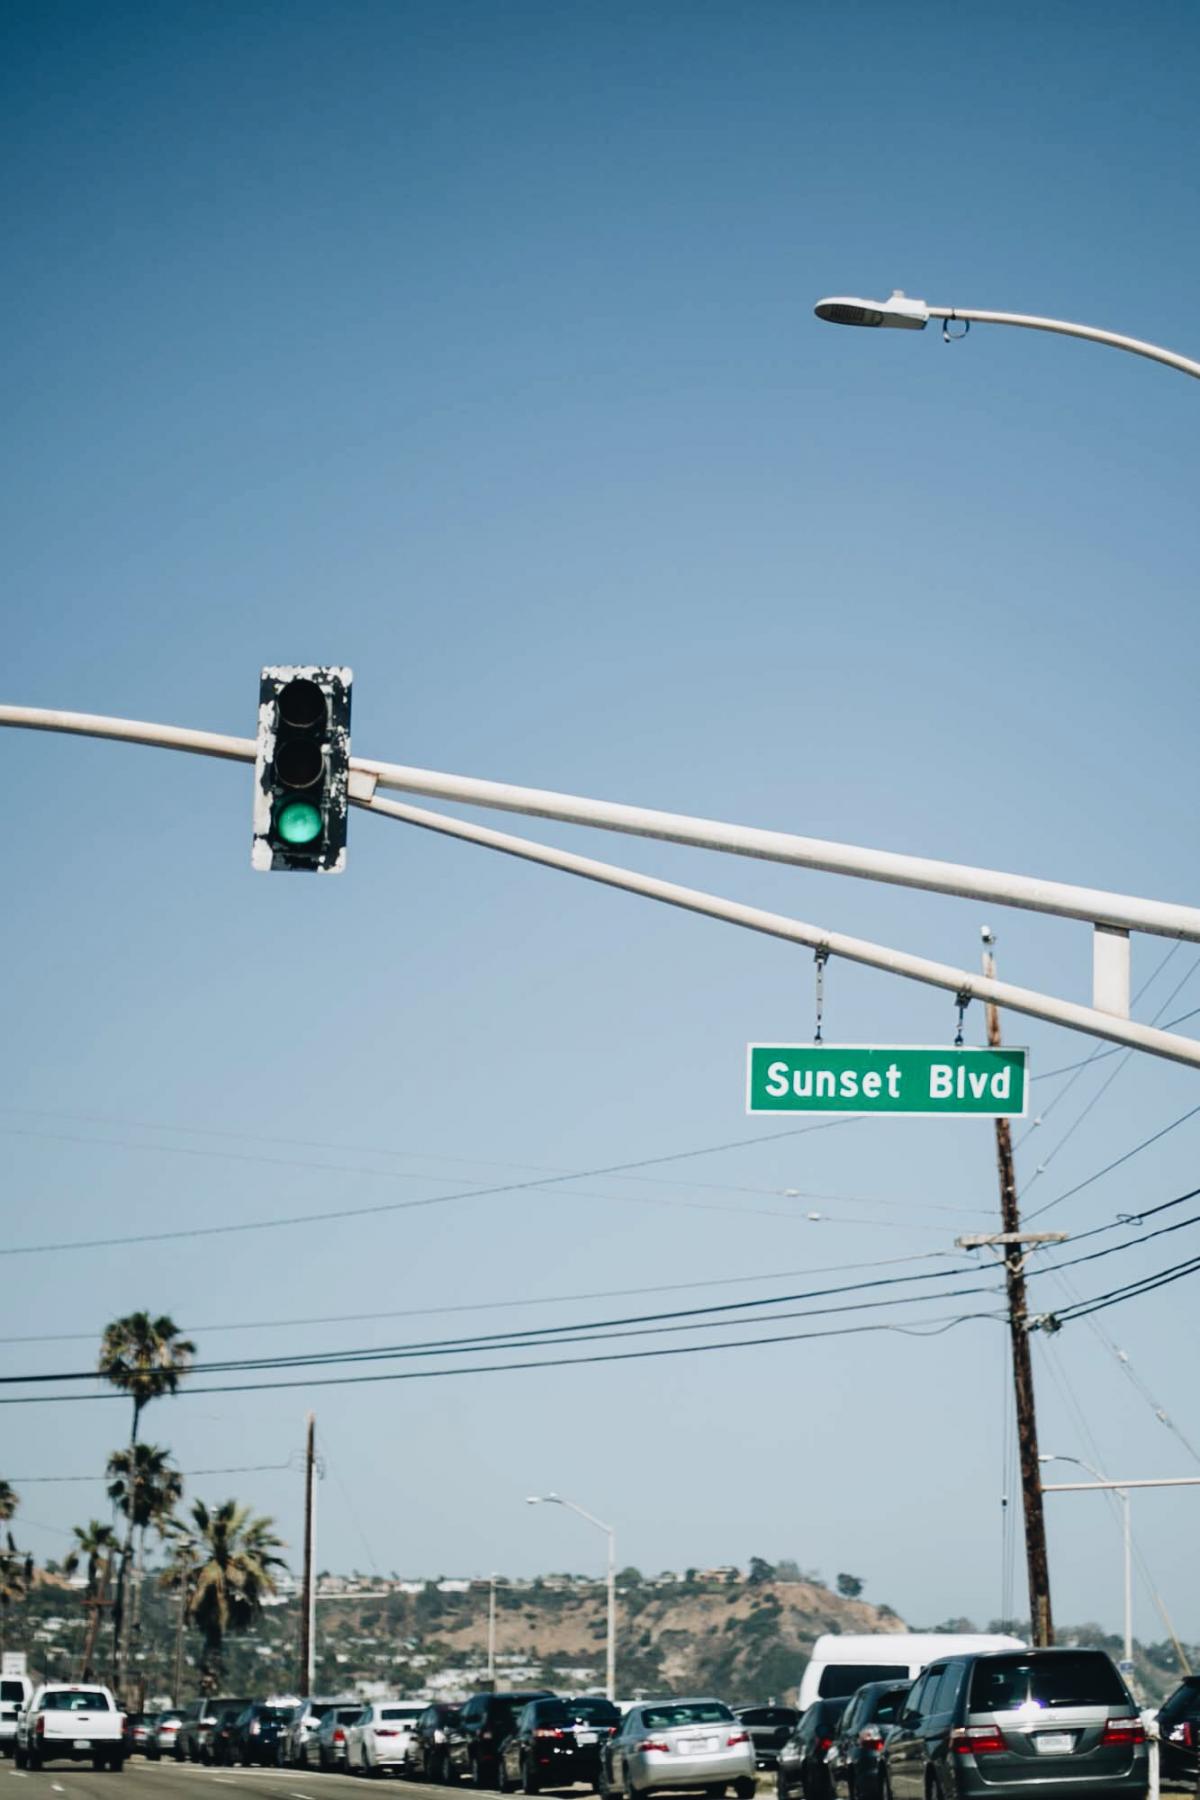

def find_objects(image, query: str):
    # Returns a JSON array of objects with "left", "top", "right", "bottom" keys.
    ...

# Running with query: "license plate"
[
  {"left": 679, "top": 1736, "right": 718, "bottom": 1754},
  {"left": 576, "top": 1733, "right": 597, "bottom": 1746},
  {"left": 74, "top": 1739, "right": 92, "bottom": 1750},
  {"left": 1035, "top": 1734, "right": 1075, "bottom": 1756}
]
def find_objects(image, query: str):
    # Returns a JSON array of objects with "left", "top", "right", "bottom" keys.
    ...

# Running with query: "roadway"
[{"left": 2, "top": 1765, "right": 480, "bottom": 1800}]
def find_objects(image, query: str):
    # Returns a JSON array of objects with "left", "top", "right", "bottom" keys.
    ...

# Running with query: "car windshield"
[
  {"left": 564, "top": 1700, "right": 621, "bottom": 1725},
  {"left": 382, "top": 1709, "right": 422, "bottom": 1722},
  {"left": 42, "top": 1691, "right": 112, "bottom": 1712},
  {"left": 818, "top": 1665, "right": 910, "bottom": 1699},
  {"left": 336, "top": 1708, "right": 362, "bottom": 1724},
  {"left": 1, "top": 1683, "right": 25, "bottom": 1703},
  {"left": 642, "top": 1703, "right": 733, "bottom": 1728},
  {"left": 256, "top": 1709, "right": 290, "bottom": 1724},
  {"left": 970, "top": 1654, "right": 1128, "bottom": 1712}
]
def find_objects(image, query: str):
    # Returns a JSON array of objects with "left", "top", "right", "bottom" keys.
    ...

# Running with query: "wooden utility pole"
[
  {"left": 983, "top": 943, "right": 1055, "bottom": 1648},
  {"left": 298, "top": 1413, "right": 316, "bottom": 1697}
]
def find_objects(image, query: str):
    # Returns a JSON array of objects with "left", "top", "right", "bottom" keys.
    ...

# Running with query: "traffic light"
[{"left": 252, "top": 665, "right": 352, "bottom": 873}]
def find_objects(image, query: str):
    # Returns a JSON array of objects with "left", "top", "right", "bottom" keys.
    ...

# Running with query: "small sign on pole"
[{"left": 746, "top": 1044, "right": 1028, "bottom": 1117}]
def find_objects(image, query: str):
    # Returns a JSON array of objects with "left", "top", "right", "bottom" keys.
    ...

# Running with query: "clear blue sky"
[{"left": 3, "top": 0, "right": 1200, "bottom": 1647}]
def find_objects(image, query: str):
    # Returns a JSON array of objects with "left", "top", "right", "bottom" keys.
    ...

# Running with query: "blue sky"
[{"left": 3, "top": 0, "right": 1200, "bottom": 1648}]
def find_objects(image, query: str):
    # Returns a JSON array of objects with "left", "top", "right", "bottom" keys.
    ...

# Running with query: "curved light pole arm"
[{"left": 926, "top": 308, "right": 1200, "bottom": 381}]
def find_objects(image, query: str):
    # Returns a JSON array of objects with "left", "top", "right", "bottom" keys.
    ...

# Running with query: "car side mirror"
[{"left": 901, "top": 1712, "right": 919, "bottom": 1729}]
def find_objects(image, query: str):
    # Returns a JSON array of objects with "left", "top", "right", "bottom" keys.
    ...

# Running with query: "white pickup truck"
[{"left": 16, "top": 1683, "right": 126, "bottom": 1771}]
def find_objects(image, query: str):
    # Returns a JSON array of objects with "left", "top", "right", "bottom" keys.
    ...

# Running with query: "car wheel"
[
  {"left": 27, "top": 1749, "right": 41, "bottom": 1773},
  {"left": 443, "top": 1755, "right": 458, "bottom": 1787},
  {"left": 777, "top": 1769, "right": 791, "bottom": 1800},
  {"left": 520, "top": 1758, "right": 538, "bottom": 1796},
  {"left": 735, "top": 1783, "right": 756, "bottom": 1800},
  {"left": 623, "top": 1765, "right": 644, "bottom": 1800}
]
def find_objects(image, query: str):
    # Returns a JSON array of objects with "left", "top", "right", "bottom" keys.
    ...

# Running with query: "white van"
[
  {"left": 796, "top": 1632, "right": 1025, "bottom": 1711},
  {"left": 1, "top": 1673, "right": 33, "bottom": 1757}
]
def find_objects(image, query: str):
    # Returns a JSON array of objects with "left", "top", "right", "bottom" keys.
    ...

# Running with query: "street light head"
[
  {"left": 814, "top": 290, "right": 930, "bottom": 331},
  {"left": 525, "top": 1496, "right": 542, "bottom": 1506}
]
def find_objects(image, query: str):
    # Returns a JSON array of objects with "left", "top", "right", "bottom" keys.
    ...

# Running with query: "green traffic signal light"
[{"left": 275, "top": 798, "right": 323, "bottom": 845}]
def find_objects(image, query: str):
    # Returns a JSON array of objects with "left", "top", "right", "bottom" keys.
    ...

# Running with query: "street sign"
[{"left": 746, "top": 1044, "right": 1028, "bottom": 1117}]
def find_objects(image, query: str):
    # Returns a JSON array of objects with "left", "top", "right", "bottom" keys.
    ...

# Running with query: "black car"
[
  {"left": 827, "top": 1684, "right": 910, "bottom": 1800},
  {"left": 778, "top": 1700, "right": 849, "bottom": 1800},
  {"left": 449, "top": 1691, "right": 556, "bottom": 1788},
  {"left": 879, "top": 1647, "right": 1146, "bottom": 1800},
  {"left": 221, "top": 1702, "right": 295, "bottom": 1767},
  {"left": 735, "top": 1708, "right": 800, "bottom": 1771},
  {"left": 206, "top": 1699, "right": 257, "bottom": 1766},
  {"left": 411, "top": 1704, "right": 463, "bottom": 1784},
  {"left": 1157, "top": 1676, "right": 1200, "bottom": 1793},
  {"left": 499, "top": 1697, "right": 623, "bottom": 1793}
]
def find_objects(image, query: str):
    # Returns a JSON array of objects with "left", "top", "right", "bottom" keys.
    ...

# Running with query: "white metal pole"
[
  {"left": 5, "top": 702, "right": 1200, "bottom": 945},
  {"left": 1122, "top": 1491, "right": 1133, "bottom": 1670},
  {"left": 606, "top": 1527, "right": 616, "bottom": 1703},
  {"left": 487, "top": 1574, "right": 496, "bottom": 1683},
  {"left": 362, "top": 791, "right": 1200, "bottom": 1070},
  {"left": 922, "top": 307, "right": 1200, "bottom": 381}
]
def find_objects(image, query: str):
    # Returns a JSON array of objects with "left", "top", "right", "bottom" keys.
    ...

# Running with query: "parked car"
[
  {"left": 499, "top": 1696, "right": 623, "bottom": 1793},
  {"left": 174, "top": 1698, "right": 219, "bottom": 1762},
  {"left": 316, "top": 1702, "right": 369, "bottom": 1771},
  {"left": 449, "top": 1692, "right": 556, "bottom": 1788},
  {"left": 778, "top": 1699, "right": 850, "bottom": 1800},
  {"left": 221, "top": 1701, "right": 296, "bottom": 1766},
  {"left": 206, "top": 1698, "right": 256, "bottom": 1766},
  {"left": 1, "top": 1672, "right": 33, "bottom": 1759},
  {"left": 127, "top": 1712, "right": 156, "bottom": 1756},
  {"left": 734, "top": 1707, "right": 800, "bottom": 1771},
  {"left": 827, "top": 1683, "right": 910, "bottom": 1800},
  {"left": 1158, "top": 1675, "right": 1200, "bottom": 1793},
  {"left": 346, "top": 1700, "right": 425, "bottom": 1777},
  {"left": 15, "top": 1683, "right": 126, "bottom": 1772},
  {"left": 411, "top": 1703, "right": 463, "bottom": 1783},
  {"left": 286, "top": 1698, "right": 345, "bottom": 1768},
  {"left": 880, "top": 1647, "right": 1146, "bottom": 1800},
  {"left": 149, "top": 1710, "right": 183, "bottom": 1760},
  {"left": 598, "top": 1697, "right": 757, "bottom": 1800}
]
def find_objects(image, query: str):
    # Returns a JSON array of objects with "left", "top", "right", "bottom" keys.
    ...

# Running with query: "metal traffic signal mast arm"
[{"left": 4, "top": 701, "right": 1200, "bottom": 1069}]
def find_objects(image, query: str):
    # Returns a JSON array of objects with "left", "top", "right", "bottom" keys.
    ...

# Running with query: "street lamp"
[
  {"left": 527, "top": 1493, "right": 616, "bottom": 1701},
  {"left": 813, "top": 290, "right": 1200, "bottom": 380},
  {"left": 1039, "top": 1454, "right": 1132, "bottom": 1670}
]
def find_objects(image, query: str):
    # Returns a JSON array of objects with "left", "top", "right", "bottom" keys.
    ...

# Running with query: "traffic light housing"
[{"left": 252, "top": 665, "right": 352, "bottom": 873}]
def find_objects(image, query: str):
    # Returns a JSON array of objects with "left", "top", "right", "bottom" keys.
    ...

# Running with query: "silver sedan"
[{"left": 600, "top": 1699, "right": 757, "bottom": 1800}]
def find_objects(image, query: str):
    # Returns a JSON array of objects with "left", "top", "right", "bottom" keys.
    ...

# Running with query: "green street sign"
[{"left": 746, "top": 1044, "right": 1028, "bottom": 1117}]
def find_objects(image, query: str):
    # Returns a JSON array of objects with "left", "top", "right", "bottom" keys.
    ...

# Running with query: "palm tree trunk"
[
  {"left": 80, "top": 1553, "right": 111, "bottom": 1681},
  {"left": 112, "top": 1398, "right": 142, "bottom": 1695}
]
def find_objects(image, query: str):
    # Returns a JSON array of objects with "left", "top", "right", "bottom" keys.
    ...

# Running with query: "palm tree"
[
  {"left": 185, "top": 1499, "right": 286, "bottom": 1692},
  {"left": 0, "top": 1482, "right": 17, "bottom": 1526},
  {"left": 64, "top": 1522, "right": 118, "bottom": 1679},
  {"left": 106, "top": 1444, "right": 183, "bottom": 1658},
  {"left": 97, "top": 1312, "right": 195, "bottom": 1691}
]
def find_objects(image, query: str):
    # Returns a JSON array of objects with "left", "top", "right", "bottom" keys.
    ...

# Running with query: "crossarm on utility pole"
[{"left": 356, "top": 791, "right": 1200, "bottom": 1071}]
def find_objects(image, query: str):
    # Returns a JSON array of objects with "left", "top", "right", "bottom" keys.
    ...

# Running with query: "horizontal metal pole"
[
  {"left": 358, "top": 792, "right": 1200, "bottom": 1071},
  {"left": 7, "top": 704, "right": 1200, "bottom": 944},
  {"left": 1042, "top": 1478, "right": 1200, "bottom": 1492},
  {"left": 926, "top": 307, "right": 1200, "bottom": 381}
]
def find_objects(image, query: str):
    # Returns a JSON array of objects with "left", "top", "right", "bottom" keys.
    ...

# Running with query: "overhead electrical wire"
[{"left": 1027, "top": 1103, "right": 1200, "bottom": 1220}]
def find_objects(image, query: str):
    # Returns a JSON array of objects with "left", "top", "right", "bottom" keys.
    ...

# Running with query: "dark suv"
[
  {"left": 449, "top": 1691, "right": 555, "bottom": 1788},
  {"left": 499, "top": 1697, "right": 622, "bottom": 1793},
  {"left": 221, "top": 1702, "right": 295, "bottom": 1767},
  {"left": 411, "top": 1704, "right": 463, "bottom": 1784},
  {"left": 1157, "top": 1676, "right": 1200, "bottom": 1793},
  {"left": 880, "top": 1648, "right": 1146, "bottom": 1800},
  {"left": 779, "top": 1699, "right": 849, "bottom": 1800},
  {"left": 828, "top": 1683, "right": 910, "bottom": 1800}
]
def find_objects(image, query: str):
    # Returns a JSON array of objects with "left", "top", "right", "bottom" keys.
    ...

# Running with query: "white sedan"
[{"left": 346, "top": 1703, "right": 424, "bottom": 1777}]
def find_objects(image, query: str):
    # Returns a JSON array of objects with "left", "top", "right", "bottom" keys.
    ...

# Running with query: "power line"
[
  {"left": 5, "top": 1462, "right": 294, "bottom": 1484},
  {"left": 1045, "top": 1249, "right": 1200, "bottom": 1325},
  {"left": 0, "top": 1246, "right": 961, "bottom": 1346},
  {"left": 1026, "top": 1103, "right": 1200, "bottom": 1220},
  {"left": 0, "top": 1310, "right": 1000, "bottom": 1405},
  {"left": 0, "top": 1262, "right": 995, "bottom": 1386},
  {"left": 0, "top": 1116, "right": 868, "bottom": 1258}
]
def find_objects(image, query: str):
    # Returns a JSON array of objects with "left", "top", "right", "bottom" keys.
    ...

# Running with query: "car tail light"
[
  {"left": 334, "top": 1729, "right": 345, "bottom": 1743},
  {"left": 727, "top": 1732, "right": 750, "bottom": 1748},
  {"left": 1169, "top": 1723, "right": 1195, "bottom": 1749},
  {"left": 818, "top": 1738, "right": 833, "bottom": 1753},
  {"left": 1101, "top": 1721, "right": 1145, "bottom": 1747},
  {"left": 951, "top": 1728, "right": 1006, "bottom": 1756},
  {"left": 163, "top": 1723, "right": 180, "bottom": 1734},
  {"left": 859, "top": 1728, "right": 885, "bottom": 1749},
  {"left": 481, "top": 1730, "right": 493, "bottom": 1741},
  {"left": 35, "top": 1717, "right": 45, "bottom": 1737},
  {"left": 376, "top": 1730, "right": 399, "bottom": 1738},
  {"left": 534, "top": 1729, "right": 564, "bottom": 1740},
  {"left": 636, "top": 1740, "right": 670, "bottom": 1754}
]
